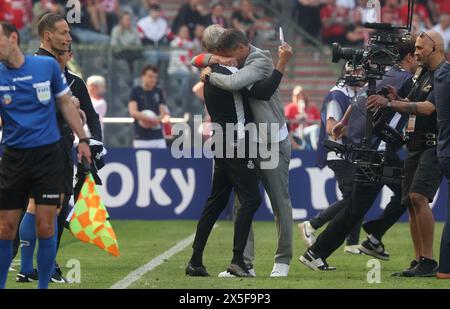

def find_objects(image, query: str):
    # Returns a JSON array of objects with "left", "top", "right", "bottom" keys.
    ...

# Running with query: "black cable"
[{"left": 408, "top": 0, "right": 415, "bottom": 31}]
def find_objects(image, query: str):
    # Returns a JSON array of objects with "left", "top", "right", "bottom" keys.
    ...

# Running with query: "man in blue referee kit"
[
  {"left": 14, "top": 13, "right": 104, "bottom": 284},
  {"left": 0, "top": 21, "right": 91, "bottom": 289}
]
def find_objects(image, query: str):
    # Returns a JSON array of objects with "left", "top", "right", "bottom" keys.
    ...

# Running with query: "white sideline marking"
[{"left": 110, "top": 224, "right": 218, "bottom": 289}]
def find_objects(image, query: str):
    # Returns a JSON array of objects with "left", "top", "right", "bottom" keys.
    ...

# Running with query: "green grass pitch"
[{"left": 4, "top": 221, "right": 449, "bottom": 289}]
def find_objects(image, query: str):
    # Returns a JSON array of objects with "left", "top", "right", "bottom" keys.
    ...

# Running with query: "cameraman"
[
  {"left": 299, "top": 40, "right": 417, "bottom": 271},
  {"left": 367, "top": 30, "right": 446, "bottom": 277},
  {"left": 334, "top": 40, "right": 419, "bottom": 260},
  {"left": 299, "top": 65, "right": 363, "bottom": 254}
]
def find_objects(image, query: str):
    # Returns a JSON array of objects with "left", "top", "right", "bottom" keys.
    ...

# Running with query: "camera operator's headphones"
[
  {"left": 420, "top": 32, "right": 436, "bottom": 57},
  {"left": 429, "top": 44, "right": 436, "bottom": 56}
]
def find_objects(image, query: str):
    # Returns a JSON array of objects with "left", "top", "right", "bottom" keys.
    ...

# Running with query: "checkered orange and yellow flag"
[{"left": 69, "top": 173, "right": 120, "bottom": 257}]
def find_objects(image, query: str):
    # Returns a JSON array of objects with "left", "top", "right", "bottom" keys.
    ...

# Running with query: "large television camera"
[
  {"left": 325, "top": 0, "right": 415, "bottom": 184},
  {"left": 333, "top": 23, "right": 412, "bottom": 83},
  {"left": 324, "top": 91, "right": 407, "bottom": 184},
  {"left": 324, "top": 139, "right": 404, "bottom": 184}
]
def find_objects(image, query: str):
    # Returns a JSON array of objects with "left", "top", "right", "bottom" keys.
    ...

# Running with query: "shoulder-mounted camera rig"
[{"left": 325, "top": 0, "right": 416, "bottom": 184}]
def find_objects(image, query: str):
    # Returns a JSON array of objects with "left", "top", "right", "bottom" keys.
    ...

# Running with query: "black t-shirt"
[
  {"left": 344, "top": 24, "right": 365, "bottom": 47},
  {"left": 71, "top": 5, "right": 96, "bottom": 32},
  {"left": 171, "top": 4, "right": 206, "bottom": 38},
  {"left": 398, "top": 77, "right": 414, "bottom": 99},
  {"left": 406, "top": 68, "right": 437, "bottom": 150},
  {"left": 428, "top": 62, "right": 450, "bottom": 157},
  {"left": 64, "top": 69, "right": 103, "bottom": 141},
  {"left": 231, "top": 11, "right": 256, "bottom": 27},
  {"left": 129, "top": 86, "right": 165, "bottom": 141},
  {"left": 204, "top": 64, "right": 253, "bottom": 148}
]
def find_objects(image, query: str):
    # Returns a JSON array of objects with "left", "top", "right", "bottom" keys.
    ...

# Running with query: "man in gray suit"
[{"left": 200, "top": 29, "right": 293, "bottom": 277}]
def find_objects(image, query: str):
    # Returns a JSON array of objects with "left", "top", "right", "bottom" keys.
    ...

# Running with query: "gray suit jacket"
[{"left": 209, "top": 45, "right": 287, "bottom": 144}]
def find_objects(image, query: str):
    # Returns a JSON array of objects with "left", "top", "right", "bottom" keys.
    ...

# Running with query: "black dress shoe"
[
  {"left": 185, "top": 262, "right": 210, "bottom": 277},
  {"left": 227, "top": 263, "right": 251, "bottom": 277}
]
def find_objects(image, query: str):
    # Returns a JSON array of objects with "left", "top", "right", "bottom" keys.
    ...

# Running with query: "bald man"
[
  {"left": 367, "top": 30, "right": 447, "bottom": 277},
  {"left": 424, "top": 32, "right": 450, "bottom": 279}
]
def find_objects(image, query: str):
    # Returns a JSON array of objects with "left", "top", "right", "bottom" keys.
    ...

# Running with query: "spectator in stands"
[
  {"left": 103, "top": 0, "right": 121, "bottom": 32},
  {"left": 31, "top": 0, "right": 65, "bottom": 39},
  {"left": 231, "top": 0, "right": 275, "bottom": 44},
  {"left": 168, "top": 25, "right": 197, "bottom": 115},
  {"left": 145, "top": 0, "right": 160, "bottom": 6},
  {"left": 320, "top": 0, "right": 349, "bottom": 45},
  {"left": 192, "top": 24, "right": 206, "bottom": 53},
  {"left": 168, "top": 25, "right": 196, "bottom": 75},
  {"left": 70, "top": 0, "right": 110, "bottom": 44},
  {"left": 133, "top": 0, "right": 163, "bottom": 19},
  {"left": 172, "top": 0, "right": 207, "bottom": 39},
  {"left": 137, "top": 3, "right": 168, "bottom": 46},
  {"left": 411, "top": 10, "right": 433, "bottom": 37},
  {"left": 204, "top": 1, "right": 229, "bottom": 28},
  {"left": 85, "top": 0, "right": 120, "bottom": 34},
  {"left": 345, "top": 8, "right": 367, "bottom": 47},
  {"left": 413, "top": 0, "right": 434, "bottom": 22},
  {"left": 381, "top": 0, "right": 402, "bottom": 25},
  {"left": 337, "top": 0, "right": 355, "bottom": 9},
  {"left": 136, "top": 4, "right": 170, "bottom": 67},
  {"left": 110, "top": 12, "right": 141, "bottom": 46},
  {"left": 110, "top": 11, "right": 143, "bottom": 77},
  {"left": 231, "top": 0, "right": 258, "bottom": 42},
  {"left": 432, "top": 0, "right": 450, "bottom": 20},
  {"left": 87, "top": 75, "right": 108, "bottom": 124},
  {"left": 285, "top": 86, "right": 320, "bottom": 150},
  {"left": 0, "top": 0, "right": 33, "bottom": 42},
  {"left": 399, "top": 0, "right": 433, "bottom": 29},
  {"left": 293, "top": 0, "right": 322, "bottom": 40},
  {"left": 85, "top": 0, "right": 108, "bottom": 34},
  {"left": 128, "top": 65, "right": 170, "bottom": 149},
  {"left": 433, "top": 13, "right": 450, "bottom": 51},
  {"left": 355, "top": 0, "right": 372, "bottom": 24}
]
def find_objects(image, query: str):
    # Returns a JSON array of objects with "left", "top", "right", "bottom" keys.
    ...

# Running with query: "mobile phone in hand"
[{"left": 279, "top": 27, "right": 284, "bottom": 45}]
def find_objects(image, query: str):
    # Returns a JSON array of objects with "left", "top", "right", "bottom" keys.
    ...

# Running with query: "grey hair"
[
  {"left": 86, "top": 75, "right": 106, "bottom": 87},
  {"left": 202, "top": 24, "right": 226, "bottom": 52}
]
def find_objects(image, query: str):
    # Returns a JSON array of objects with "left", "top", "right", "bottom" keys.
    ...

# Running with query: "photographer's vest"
[
  {"left": 316, "top": 87, "right": 353, "bottom": 168},
  {"left": 347, "top": 67, "right": 412, "bottom": 147}
]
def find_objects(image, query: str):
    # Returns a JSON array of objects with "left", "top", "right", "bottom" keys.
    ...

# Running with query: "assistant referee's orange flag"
[{"left": 69, "top": 173, "right": 120, "bottom": 257}]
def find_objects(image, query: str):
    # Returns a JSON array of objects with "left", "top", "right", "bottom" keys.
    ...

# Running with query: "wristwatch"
[
  {"left": 79, "top": 137, "right": 90, "bottom": 145},
  {"left": 386, "top": 99, "right": 392, "bottom": 108}
]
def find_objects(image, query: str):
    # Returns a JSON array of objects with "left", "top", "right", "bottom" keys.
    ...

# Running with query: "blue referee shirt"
[{"left": 0, "top": 55, "right": 70, "bottom": 148}]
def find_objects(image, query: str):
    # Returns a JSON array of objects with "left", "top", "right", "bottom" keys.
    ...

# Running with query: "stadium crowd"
[
  {"left": 0, "top": 0, "right": 275, "bottom": 47},
  {"left": 2, "top": 0, "right": 448, "bottom": 50},
  {"left": 294, "top": 0, "right": 450, "bottom": 49},
  {"left": 0, "top": 0, "right": 281, "bottom": 147},
  {"left": 2, "top": 0, "right": 449, "bottom": 150}
]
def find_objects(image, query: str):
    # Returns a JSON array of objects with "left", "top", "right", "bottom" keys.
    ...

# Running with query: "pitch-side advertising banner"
[{"left": 99, "top": 149, "right": 447, "bottom": 221}]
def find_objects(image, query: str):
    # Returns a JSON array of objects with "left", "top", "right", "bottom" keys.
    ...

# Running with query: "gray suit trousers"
[{"left": 234, "top": 138, "right": 293, "bottom": 265}]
